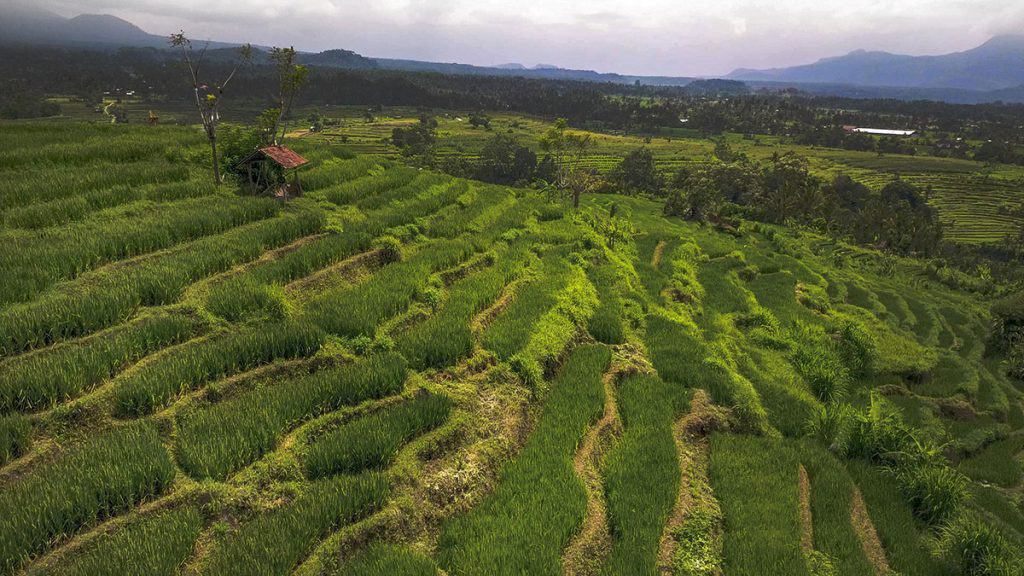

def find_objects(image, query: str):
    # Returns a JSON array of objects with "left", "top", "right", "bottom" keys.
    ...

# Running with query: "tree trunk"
[
  {"left": 210, "top": 135, "right": 221, "bottom": 184},
  {"left": 573, "top": 190, "right": 580, "bottom": 209}
]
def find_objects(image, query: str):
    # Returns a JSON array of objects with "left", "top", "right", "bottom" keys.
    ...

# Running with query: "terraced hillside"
[
  {"left": 0, "top": 122, "right": 1022, "bottom": 575},
  {"left": 312, "top": 108, "right": 1024, "bottom": 246}
]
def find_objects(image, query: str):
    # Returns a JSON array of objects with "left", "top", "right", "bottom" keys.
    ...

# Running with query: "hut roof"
[
  {"left": 239, "top": 146, "right": 309, "bottom": 170},
  {"left": 260, "top": 146, "right": 309, "bottom": 169}
]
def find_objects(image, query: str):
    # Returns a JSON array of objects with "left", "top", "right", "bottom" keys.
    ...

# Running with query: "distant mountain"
[
  {"left": 372, "top": 57, "right": 697, "bottom": 86},
  {"left": 301, "top": 49, "right": 378, "bottom": 69},
  {"left": 729, "top": 35, "right": 1024, "bottom": 91},
  {"left": 0, "top": 3, "right": 245, "bottom": 49},
  {"left": 0, "top": 3, "right": 168, "bottom": 47}
]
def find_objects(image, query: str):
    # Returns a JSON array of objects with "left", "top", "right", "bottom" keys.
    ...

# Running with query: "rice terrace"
[{"left": 2, "top": 2, "right": 1024, "bottom": 576}]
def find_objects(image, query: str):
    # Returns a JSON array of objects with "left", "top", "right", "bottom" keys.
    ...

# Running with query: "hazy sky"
[{"left": 39, "top": 0, "right": 1024, "bottom": 76}]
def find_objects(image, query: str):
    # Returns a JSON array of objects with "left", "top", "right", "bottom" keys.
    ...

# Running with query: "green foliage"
[
  {"left": 957, "top": 434, "right": 1024, "bottom": 487},
  {"left": 586, "top": 265, "right": 627, "bottom": 345},
  {"left": 397, "top": 249, "right": 522, "bottom": 369},
  {"left": 305, "top": 391, "right": 451, "bottom": 478},
  {"left": 609, "top": 147, "right": 663, "bottom": 196},
  {"left": 515, "top": 264, "right": 599, "bottom": 377},
  {"left": 937, "top": 512, "right": 1022, "bottom": 576},
  {"left": 845, "top": 461, "right": 955, "bottom": 576},
  {"left": 603, "top": 374, "right": 681, "bottom": 575},
  {"left": 342, "top": 543, "right": 438, "bottom": 576},
  {"left": 44, "top": 507, "right": 202, "bottom": 576},
  {"left": 112, "top": 321, "right": 324, "bottom": 417},
  {"left": 203, "top": 474, "right": 389, "bottom": 576},
  {"left": 708, "top": 434, "right": 808, "bottom": 576},
  {"left": 895, "top": 463, "right": 970, "bottom": 526},
  {"left": 437, "top": 345, "right": 610, "bottom": 575},
  {"left": 0, "top": 413, "right": 31, "bottom": 466},
  {"left": 0, "top": 312, "right": 201, "bottom": 412},
  {"left": 0, "top": 196, "right": 280, "bottom": 305},
  {"left": 800, "top": 444, "right": 876, "bottom": 576},
  {"left": 205, "top": 276, "right": 285, "bottom": 322},
  {"left": 482, "top": 253, "right": 569, "bottom": 359},
  {"left": 0, "top": 208, "right": 323, "bottom": 355},
  {"left": 176, "top": 353, "right": 407, "bottom": 480},
  {"left": 0, "top": 422, "right": 175, "bottom": 574},
  {"left": 671, "top": 506, "right": 724, "bottom": 576},
  {"left": 308, "top": 240, "right": 474, "bottom": 337}
]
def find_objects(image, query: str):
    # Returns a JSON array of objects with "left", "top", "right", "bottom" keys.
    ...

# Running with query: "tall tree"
[
  {"left": 261, "top": 47, "right": 309, "bottom": 146},
  {"left": 539, "top": 118, "right": 596, "bottom": 209},
  {"left": 169, "top": 31, "right": 252, "bottom": 184},
  {"left": 609, "top": 147, "right": 663, "bottom": 196}
]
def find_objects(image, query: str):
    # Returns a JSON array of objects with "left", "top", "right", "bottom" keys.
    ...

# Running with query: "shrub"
[
  {"left": 372, "top": 235, "right": 404, "bottom": 263},
  {"left": 896, "top": 463, "right": 969, "bottom": 525},
  {"left": 937, "top": 512, "right": 1022, "bottom": 576}
]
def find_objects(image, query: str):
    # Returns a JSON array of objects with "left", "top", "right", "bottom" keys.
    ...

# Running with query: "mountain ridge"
[{"left": 729, "top": 34, "right": 1024, "bottom": 90}]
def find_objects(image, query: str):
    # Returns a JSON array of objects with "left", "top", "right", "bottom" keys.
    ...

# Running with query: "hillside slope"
[
  {"left": 730, "top": 34, "right": 1024, "bottom": 90},
  {"left": 0, "top": 123, "right": 1020, "bottom": 575}
]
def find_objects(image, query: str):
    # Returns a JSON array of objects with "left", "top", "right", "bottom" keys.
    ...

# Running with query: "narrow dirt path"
[
  {"left": 798, "top": 464, "right": 814, "bottom": 554},
  {"left": 850, "top": 485, "right": 892, "bottom": 575},
  {"left": 562, "top": 369, "right": 623, "bottom": 576},
  {"left": 651, "top": 240, "right": 667, "bottom": 267},
  {"left": 285, "top": 247, "right": 384, "bottom": 294},
  {"left": 656, "top": 388, "right": 723, "bottom": 573}
]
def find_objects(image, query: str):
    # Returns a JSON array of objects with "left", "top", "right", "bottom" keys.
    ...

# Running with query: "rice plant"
[
  {"left": 586, "top": 264, "right": 627, "bottom": 345},
  {"left": 0, "top": 422, "right": 175, "bottom": 574},
  {"left": 204, "top": 276, "right": 285, "bottom": 322},
  {"left": 0, "top": 208, "right": 323, "bottom": 355},
  {"left": 0, "top": 195, "right": 279, "bottom": 304},
  {"left": 937, "top": 512, "right": 1022, "bottom": 576},
  {"left": 341, "top": 543, "right": 438, "bottom": 576},
  {"left": 799, "top": 443, "right": 876, "bottom": 576},
  {"left": 0, "top": 413, "right": 30, "bottom": 466},
  {"left": 707, "top": 434, "right": 807, "bottom": 576},
  {"left": 0, "top": 161, "right": 191, "bottom": 211},
  {"left": 175, "top": 353, "right": 407, "bottom": 480},
  {"left": 845, "top": 461, "right": 956, "bottom": 576},
  {"left": 202, "top": 473, "right": 389, "bottom": 576},
  {"left": 0, "top": 312, "right": 201, "bottom": 412},
  {"left": 396, "top": 246, "right": 525, "bottom": 369},
  {"left": 481, "top": 254, "right": 569, "bottom": 360},
  {"left": 316, "top": 165, "right": 419, "bottom": 206},
  {"left": 1, "top": 178, "right": 218, "bottom": 230},
  {"left": 112, "top": 321, "right": 324, "bottom": 417},
  {"left": 602, "top": 373, "right": 682, "bottom": 575},
  {"left": 436, "top": 345, "right": 610, "bottom": 575},
  {"left": 42, "top": 506, "right": 202, "bottom": 576},
  {"left": 352, "top": 172, "right": 451, "bottom": 212},
  {"left": 307, "top": 239, "right": 475, "bottom": 337},
  {"left": 305, "top": 391, "right": 451, "bottom": 478}
]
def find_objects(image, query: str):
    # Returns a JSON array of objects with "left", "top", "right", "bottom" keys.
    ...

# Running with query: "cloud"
[{"left": 34, "top": 0, "right": 1024, "bottom": 76}]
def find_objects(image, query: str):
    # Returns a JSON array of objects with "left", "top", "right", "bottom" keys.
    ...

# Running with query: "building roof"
[
  {"left": 259, "top": 146, "right": 309, "bottom": 169},
  {"left": 845, "top": 127, "right": 917, "bottom": 137},
  {"left": 238, "top": 146, "right": 309, "bottom": 170}
]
